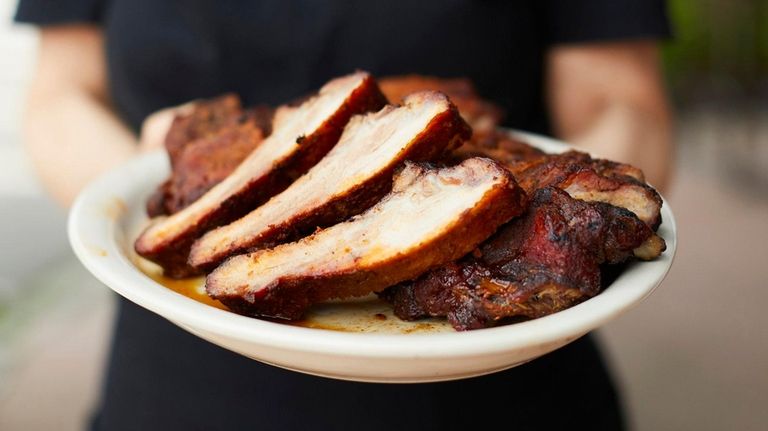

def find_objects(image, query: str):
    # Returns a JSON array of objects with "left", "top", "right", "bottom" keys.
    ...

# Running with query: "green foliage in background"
[{"left": 663, "top": 0, "right": 768, "bottom": 98}]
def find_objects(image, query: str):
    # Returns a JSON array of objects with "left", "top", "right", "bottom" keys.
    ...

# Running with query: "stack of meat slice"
[
  {"left": 136, "top": 72, "right": 387, "bottom": 277},
  {"left": 148, "top": 74, "right": 507, "bottom": 219},
  {"left": 135, "top": 71, "right": 667, "bottom": 329},
  {"left": 205, "top": 158, "right": 526, "bottom": 319},
  {"left": 189, "top": 91, "right": 471, "bottom": 271}
]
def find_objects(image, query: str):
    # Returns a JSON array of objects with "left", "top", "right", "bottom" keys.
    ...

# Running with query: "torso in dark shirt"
[{"left": 105, "top": 0, "right": 549, "bottom": 133}]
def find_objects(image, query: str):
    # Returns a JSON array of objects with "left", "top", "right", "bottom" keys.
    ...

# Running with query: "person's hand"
[{"left": 137, "top": 102, "right": 196, "bottom": 154}]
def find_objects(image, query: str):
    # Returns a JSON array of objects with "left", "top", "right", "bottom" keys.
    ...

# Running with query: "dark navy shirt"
[{"left": 16, "top": 2, "right": 669, "bottom": 430}]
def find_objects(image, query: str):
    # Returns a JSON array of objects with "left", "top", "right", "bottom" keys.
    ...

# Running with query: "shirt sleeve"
[
  {"left": 544, "top": 0, "right": 671, "bottom": 45},
  {"left": 14, "top": 0, "right": 106, "bottom": 25}
]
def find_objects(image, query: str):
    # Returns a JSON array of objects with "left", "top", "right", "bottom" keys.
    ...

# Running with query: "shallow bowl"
[{"left": 68, "top": 130, "right": 677, "bottom": 383}]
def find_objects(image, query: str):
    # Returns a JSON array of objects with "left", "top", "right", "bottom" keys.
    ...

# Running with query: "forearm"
[
  {"left": 547, "top": 41, "right": 673, "bottom": 191},
  {"left": 24, "top": 88, "right": 137, "bottom": 207},
  {"left": 20, "top": 25, "right": 140, "bottom": 207},
  {"left": 566, "top": 99, "right": 672, "bottom": 191}
]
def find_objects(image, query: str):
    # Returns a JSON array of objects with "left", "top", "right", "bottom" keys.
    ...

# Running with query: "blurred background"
[{"left": 0, "top": 0, "right": 766, "bottom": 429}]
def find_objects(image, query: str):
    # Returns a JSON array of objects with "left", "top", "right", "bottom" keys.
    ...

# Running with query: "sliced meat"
[
  {"left": 509, "top": 151, "right": 663, "bottom": 229},
  {"left": 149, "top": 118, "right": 267, "bottom": 217},
  {"left": 164, "top": 94, "right": 244, "bottom": 168},
  {"left": 146, "top": 94, "right": 247, "bottom": 217},
  {"left": 452, "top": 139, "right": 663, "bottom": 230},
  {"left": 587, "top": 157, "right": 645, "bottom": 183},
  {"left": 135, "top": 72, "right": 387, "bottom": 278},
  {"left": 189, "top": 91, "right": 472, "bottom": 270},
  {"left": 559, "top": 169, "right": 663, "bottom": 230},
  {"left": 379, "top": 75, "right": 504, "bottom": 135},
  {"left": 383, "top": 187, "right": 665, "bottom": 330},
  {"left": 206, "top": 158, "right": 528, "bottom": 320}
]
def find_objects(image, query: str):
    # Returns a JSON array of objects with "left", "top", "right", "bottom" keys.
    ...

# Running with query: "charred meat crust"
[
  {"left": 147, "top": 94, "right": 247, "bottom": 217},
  {"left": 156, "top": 121, "right": 265, "bottom": 216},
  {"left": 206, "top": 159, "right": 527, "bottom": 320},
  {"left": 148, "top": 105, "right": 277, "bottom": 218},
  {"left": 189, "top": 93, "right": 472, "bottom": 271},
  {"left": 135, "top": 74, "right": 388, "bottom": 278},
  {"left": 164, "top": 94, "right": 243, "bottom": 169}
]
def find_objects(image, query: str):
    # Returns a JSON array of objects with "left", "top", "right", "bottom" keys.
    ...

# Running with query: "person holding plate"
[{"left": 15, "top": 1, "right": 672, "bottom": 429}]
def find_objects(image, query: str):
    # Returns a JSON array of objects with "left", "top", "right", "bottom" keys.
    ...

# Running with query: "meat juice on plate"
[{"left": 133, "top": 253, "right": 451, "bottom": 333}]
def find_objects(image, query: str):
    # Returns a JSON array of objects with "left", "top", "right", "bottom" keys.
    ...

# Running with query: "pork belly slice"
[
  {"left": 383, "top": 187, "right": 665, "bottom": 330},
  {"left": 206, "top": 158, "right": 527, "bottom": 320},
  {"left": 189, "top": 91, "right": 471, "bottom": 271},
  {"left": 135, "top": 72, "right": 387, "bottom": 278}
]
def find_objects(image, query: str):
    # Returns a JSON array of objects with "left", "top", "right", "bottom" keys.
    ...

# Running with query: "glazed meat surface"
[
  {"left": 189, "top": 91, "right": 471, "bottom": 270},
  {"left": 383, "top": 187, "right": 665, "bottom": 330},
  {"left": 206, "top": 158, "right": 527, "bottom": 320},
  {"left": 135, "top": 72, "right": 387, "bottom": 277}
]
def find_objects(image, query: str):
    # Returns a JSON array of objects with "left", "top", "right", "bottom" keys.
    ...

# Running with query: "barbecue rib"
[
  {"left": 452, "top": 136, "right": 663, "bottom": 230},
  {"left": 493, "top": 146, "right": 665, "bottom": 257},
  {"left": 135, "top": 72, "right": 387, "bottom": 277},
  {"left": 206, "top": 158, "right": 527, "bottom": 320},
  {"left": 189, "top": 91, "right": 472, "bottom": 270},
  {"left": 508, "top": 151, "right": 663, "bottom": 229},
  {"left": 382, "top": 187, "right": 665, "bottom": 330}
]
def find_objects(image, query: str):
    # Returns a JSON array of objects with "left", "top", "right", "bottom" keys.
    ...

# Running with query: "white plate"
[{"left": 68, "top": 130, "right": 677, "bottom": 383}]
